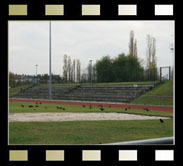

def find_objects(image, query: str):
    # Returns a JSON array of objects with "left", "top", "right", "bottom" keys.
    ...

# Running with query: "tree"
[
  {"left": 42, "top": 74, "right": 49, "bottom": 83},
  {"left": 63, "top": 54, "right": 68, "bottom": 83},
  {"left": 92, "top": 64, "right": 97, "bottom": 83},
  {"left": 146, "top": 35, "right": 158, "bottom": 81},
  {"left": 113, "top": 54, "right": 143, "bottom": 82},
  {"left": 72, "top": 59, "right": 76, "bottom": 83},
  {"left": 76, "top": 59, "right": 81, "bottom": 83},
  {"left": 87, "top": 60, "right": 93, "bottom": 83},
  {"left": 9, "top": 72, "right": 15, "bottom": 87},
  {"left": 67, "top": 56, "right": 72, "bottom": 82},
  {"left": 96, "top": 56, "right": 114, "bottom": 83},
  {"left": 134, "top": 39, "right": 138, "bottom": 57},
  {"left": 95, "top": 54, "right": 144, "bottom": 83},
  {"left": 129, "top": 30, "right": 138, "bottom": 57}
]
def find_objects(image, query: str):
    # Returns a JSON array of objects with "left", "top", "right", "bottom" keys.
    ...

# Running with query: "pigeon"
[
  {"left": 125, "top": 108, "right": 128, "bottom": 111},
  {"left": 21, "top": 104, "right": 24, "bottom": 108},
  {"left": 160, "top": 119, "right": 164, "bottom": 123},
  {"left": 83, "top": 105, "right": 85, "bottom": 107},
  {"left": 35, "top": 105, "right": 39, "bottom": 107},
  {"left": 28, "top": 105, "right": 33, "bottom": 108},
  {"left": 62, "top": 108, "right": 65, "bottom": 110}
]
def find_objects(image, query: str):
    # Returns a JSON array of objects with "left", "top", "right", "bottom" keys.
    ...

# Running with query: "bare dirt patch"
[{"left": 9, "top": 112, "right": 170, "bottom": 122}]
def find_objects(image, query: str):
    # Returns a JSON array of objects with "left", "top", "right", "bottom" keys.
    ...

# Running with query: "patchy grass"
[
  {"left": 132, "top": 80, "right": 173, "bottom": 106},
  {"left": 9, "top": 119, "right": 173, "bottom": 145},
  {"left": 9, "top": 84, "right": 33, "bottom": 97},
  {"left": 9, "top": 101, "right": 173, "bottom": 117}
]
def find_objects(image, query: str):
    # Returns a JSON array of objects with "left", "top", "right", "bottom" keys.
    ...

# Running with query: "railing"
[{"left": 105, "top": 137, "right": 173, "bottom": 145}]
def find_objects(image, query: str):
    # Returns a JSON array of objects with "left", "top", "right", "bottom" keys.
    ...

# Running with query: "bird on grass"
[
  {"left": 21, "top": 104, "right": 24, "bottom": 108},
  {"left": 144, "top": 108, "right": 150, "bottom": 112},
  {"left": 35, "top": 105, "right": 39, "bottom": 108},
  {"left": 62, "top": 108, "right": 65, "bottom": 110},
  {"left": 40, "top": 102, "right": 42, "bottom": 104},
  {"left": 28, "top": 105, "right": 33, "bottom": 108},
  {"left": 82, "top": 105, "right": 85, "bottom": 107},
  {"left": 124, "top": 108, "right": 128, "bottom": 111},
  {"left": 89, "top": 105, "right": 92, "bottom": 109},
  {"left": 100, "top": 107, "right": 104, "bottom": 111},
  {"left": 160, "top": 119, "right": 164, "bottom": 123}
]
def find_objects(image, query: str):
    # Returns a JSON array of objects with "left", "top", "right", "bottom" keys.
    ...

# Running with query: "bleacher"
[{"left": 12, "top": 84, "right": 155, "bottom": 103}]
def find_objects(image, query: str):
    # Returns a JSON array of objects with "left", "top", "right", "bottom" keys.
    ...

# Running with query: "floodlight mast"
[{"left": 49, "top": 21, "right": 52, "bottom": 99}]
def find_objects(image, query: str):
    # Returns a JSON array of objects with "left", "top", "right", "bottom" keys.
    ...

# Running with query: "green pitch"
[
  {"left": 9, "top": 119, "right": 173, "bottom": 145},
  {"left": 9, "top": 101, "right": 173, "bottom": 117}
]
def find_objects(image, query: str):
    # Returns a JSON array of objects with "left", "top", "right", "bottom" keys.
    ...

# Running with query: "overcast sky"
[{"left": 9, "top": 21, "right": 174, "bottom": 76}]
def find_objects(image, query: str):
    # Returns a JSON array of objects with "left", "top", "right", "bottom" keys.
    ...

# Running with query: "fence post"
[
  {"left": 169, "top": 66, "right": 171, "bottom": 80},
  {"left": 160, "top": 67, "right": 162, "bottom": 82}
]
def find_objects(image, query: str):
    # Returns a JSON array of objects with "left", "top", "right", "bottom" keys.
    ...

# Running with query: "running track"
[{"left": 9, "top": 98, "right": 173, "bottom": 113}]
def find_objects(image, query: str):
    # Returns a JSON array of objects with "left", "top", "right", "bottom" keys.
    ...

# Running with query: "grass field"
[
  {"left": 9, "top": 101, "right": 173, "bottom": 117},
  {"left": 9, "top": 84, "right": 32, "bottom": 97},
  {"left": 9, "top": 119, "right": 173, "bottom": 144},
  {"left": 9, "top": 81, "right": 173, "bottom": 145},
  {"left": 132, "top": 80, "right": 173, "bottom": 106}
]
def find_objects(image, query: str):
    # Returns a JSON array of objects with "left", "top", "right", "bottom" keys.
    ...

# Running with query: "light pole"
[
  {"left": 49, "top": 21, "right": 52, "bottom": 99},
  {"left": 35, "top": 64, "right": 38, "bottom": 84},
  {"left": 170, "top": 34, "right": 174, "bottom": 80},
  {"left": 170, "top": 44, "right": 174, "bottom": 80}
]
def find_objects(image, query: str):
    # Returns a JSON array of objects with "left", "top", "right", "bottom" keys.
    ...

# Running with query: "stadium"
[{"left": 8, "top": 21, "right": 174, "bottom": 145}]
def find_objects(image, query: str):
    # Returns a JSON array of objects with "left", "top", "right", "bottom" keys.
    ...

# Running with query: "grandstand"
[{"left": 11, "top": 84, "right": 156, "bottom": 103}]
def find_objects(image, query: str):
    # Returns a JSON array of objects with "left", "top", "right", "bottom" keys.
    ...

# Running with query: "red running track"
[{"left": 9, "top": 98, "right": 173, "bottom": 113}]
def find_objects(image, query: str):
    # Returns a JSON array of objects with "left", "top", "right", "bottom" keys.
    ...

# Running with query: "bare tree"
[
  {"left": 129, "top": 30, "right": 138, "bottom": 57},
  {"left": 146, "top": 35, "right": 158, "bottom": 81},
  {"left": 67, "top": 56, "right": 72, "bottom": 82},
  {"left": 72, "top": 59, "right": 76, "bottom": 83},
  {"left": 76, "top": 59, "right": 81, "bottom": 83},
  {"left": 134, "top": 39, "right": 138, "bottom": 57},
  {"left": 92, "top": 64, "right": 97, "bottom": 83},
  {"left": 129, "top": 30, "right": 135, "bottom": 56},
  {"left": 63, "top": 54, "right": 68, "bottom": 83},
  {"left": 87, "top": 60, "right": 92, "bottom": 83}
]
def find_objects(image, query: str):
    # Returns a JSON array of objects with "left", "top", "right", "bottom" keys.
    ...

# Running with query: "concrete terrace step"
[{"left": 12, "top": 84, "right": 156, "bottom": 103}]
